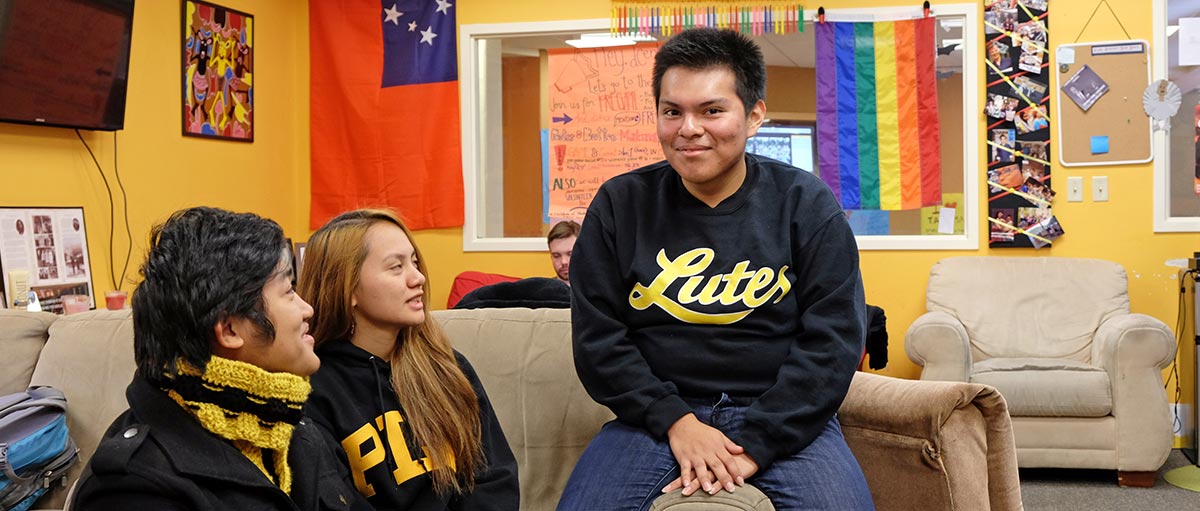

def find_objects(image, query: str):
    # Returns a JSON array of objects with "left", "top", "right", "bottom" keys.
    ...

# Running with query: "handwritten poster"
[{"left": 545, "top": 43, "right": 662, "bottom": 222}]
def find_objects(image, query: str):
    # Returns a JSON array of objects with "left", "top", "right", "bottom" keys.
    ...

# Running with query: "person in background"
[
  {"left": 558, "top": 28, "right": 872, "bottom": 511},
  {"left": 547, "top": 220, "right": 580, "bottom": 285},
  {"left": 72, "top": 206, "right": 369, "bottom": 511},
  {"left": 299, "top": 208, "right": 519, "bottom": 511}
]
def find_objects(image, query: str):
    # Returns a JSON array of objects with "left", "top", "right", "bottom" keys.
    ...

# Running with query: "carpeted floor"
[{"left": 1019, "top": 450, "right": 1199, "bottom": 510}]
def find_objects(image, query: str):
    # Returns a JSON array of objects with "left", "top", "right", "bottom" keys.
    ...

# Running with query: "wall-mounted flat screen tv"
[{"left": 0, "top": 0, "right": 135, "bottom": 131}]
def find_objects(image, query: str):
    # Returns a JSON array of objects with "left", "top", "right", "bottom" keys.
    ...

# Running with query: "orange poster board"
[{"left": 546, "top": 43, "right": 663, "bottom": 222}]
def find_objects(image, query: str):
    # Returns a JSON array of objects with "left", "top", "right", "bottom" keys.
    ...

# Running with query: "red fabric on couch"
[{"left": 447, "top": 271, "right": 521, "bottom": 308}]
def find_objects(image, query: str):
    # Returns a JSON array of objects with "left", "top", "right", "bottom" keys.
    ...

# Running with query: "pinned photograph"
[
  {"left": 990, "top": 208, "right": 1016, "bottom": 242},
  {"left": 1022, "top": 160, "right": 1047, "bottom": 179},
  {"left": 1017, "top": 206, "right": 1052, "bottom": 229},
  {"left": 984, "top": 3, "right": 1019, "bottom": 34},
  {"left": 1019, "top": 0, "right": 1049, "bottom": 11},
  {"left": 1014, "top": 20, "right": 1047, "bottom": 50},
  {"left": 988, "top": 163, "right": 1024, "bottom": 192},
  {"left": 987, "top": 39, "right": 1013, "bottom": 72},
  {"left": 1014, "top": 105, "right": 1049, "bottom": 134},
  {"left": 1018, "top": 40, "right": 1045, "bottom": 74},
  {"left": 986, "top": 93, "right": 1021, "bottom": 120},
  {"left": 992, "top": 129, "right": 1017, "bottom": 162},
  {"left": 1062, "top": 64, "right": 1110, "bottom": 111},
  {"left": 1018, "top": 140, "right": 1049, "bottom": 161},
  {"left": 1026, "top": 215, "right": 1064, "bottom": 249},
  {"left": 1011, "top": 75, "right": 1047, "bottom": 103},
  {"left": 1020, "top": 177, "right": 1055, "bottom": 203}
]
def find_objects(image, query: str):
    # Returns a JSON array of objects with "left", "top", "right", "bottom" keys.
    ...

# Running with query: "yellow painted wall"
[
  {"left": 3, "top": 0, "right": 1195, "bottom": 416},
  {"left": 443, "top": 1, "right": 1200, "bottom": 414},
  {"left": 0, "top": 0, "right": 310, "bottom": 296}
]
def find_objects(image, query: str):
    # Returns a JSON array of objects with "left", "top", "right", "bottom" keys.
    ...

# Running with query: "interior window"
[{"left": 460, "top": 4, "right": 979, "bottom": 250}]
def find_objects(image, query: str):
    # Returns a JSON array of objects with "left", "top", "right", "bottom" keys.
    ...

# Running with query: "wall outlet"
[
  {"left": 1067, "top": 176, "right": 1083, "bottom": 202},
  {"left": 1093, "top": 176, "right": 1109, "bottom": 202}
]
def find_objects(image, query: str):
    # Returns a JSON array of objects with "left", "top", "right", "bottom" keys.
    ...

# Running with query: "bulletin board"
[
  {"left": 1055, "top": 40, "right": 1152, "bottom": 166},
  {"left": 984, "top": 0, "right": 1060, "bottom": 249}
]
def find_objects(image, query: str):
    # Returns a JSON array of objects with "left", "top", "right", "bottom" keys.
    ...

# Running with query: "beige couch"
[
  {"left": 905, "top": 256, "right": 1176, "bottom": 487},
  {"left": 3, "top": 307, "right": 1023, "bottom": 510}
]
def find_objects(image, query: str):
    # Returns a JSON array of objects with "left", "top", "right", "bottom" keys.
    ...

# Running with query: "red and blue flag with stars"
[{"left": 310, "top": 0, "right": 463, "bottom": 230}]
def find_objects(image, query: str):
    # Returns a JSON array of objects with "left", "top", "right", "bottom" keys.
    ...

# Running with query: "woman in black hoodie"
[{"left": 298, "top": 209, "right": 519, "bottom": 511}]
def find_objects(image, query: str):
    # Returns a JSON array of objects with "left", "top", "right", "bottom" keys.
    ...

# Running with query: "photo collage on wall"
[{"left": 984, "top": 0, "right": 1062, "bottom": 248}]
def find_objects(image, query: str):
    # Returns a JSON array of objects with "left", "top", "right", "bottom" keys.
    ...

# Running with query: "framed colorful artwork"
[{"left": 182, "top": 0, "right": 253, "bottom": 141}]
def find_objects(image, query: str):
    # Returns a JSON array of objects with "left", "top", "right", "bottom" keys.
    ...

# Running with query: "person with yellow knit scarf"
[{"left": 71, "top": 207, "right": 372, "bottom": 511}]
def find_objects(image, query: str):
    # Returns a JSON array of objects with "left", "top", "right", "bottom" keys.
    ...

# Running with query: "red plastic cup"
[
  {"left": 62, "top": 294, "right": 91, "bottom": 315},
  {"left": 104, "top": 290, "right": 127, "bottom": 310}
]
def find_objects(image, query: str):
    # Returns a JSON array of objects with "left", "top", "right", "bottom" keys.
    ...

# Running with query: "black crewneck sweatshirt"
[{"left": 570, "top": 154, "right": 867, "bottom": 470}]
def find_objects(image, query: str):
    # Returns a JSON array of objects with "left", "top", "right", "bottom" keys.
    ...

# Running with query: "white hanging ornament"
[{"left": 1143, "top": 79, "right": 1182, "bottom": 132}]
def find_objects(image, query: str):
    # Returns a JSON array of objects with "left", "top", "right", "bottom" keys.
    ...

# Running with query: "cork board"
[{"left": 1055, "top": 40, "right": 1151, "bottom": 166}]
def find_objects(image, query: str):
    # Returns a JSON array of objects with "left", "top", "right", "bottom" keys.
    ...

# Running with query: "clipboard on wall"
[{"left": 1054, "top": 40, "right": 1151, "bottom": 167}]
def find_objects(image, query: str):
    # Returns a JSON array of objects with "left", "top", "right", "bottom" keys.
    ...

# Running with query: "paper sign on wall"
[
  {"left": 545, "top": 44, "right": 663, "bottom": 222},
  {"left": 1179, "top": 18, "right": 1200, "bottom": 66}
]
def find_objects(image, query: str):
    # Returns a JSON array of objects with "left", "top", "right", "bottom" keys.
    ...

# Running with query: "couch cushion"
[
  {"left": 432, "top": 308, "right": 614, "bottom": 511},
  {"left": 0, "top": 309, "right": 58, "bottom": 394},
  {"left": 970, "top": 358, "right": 1112, "bottom": 417},
  {"left": 927, "top": 257, "right": 1129, "bottom": 363},
  {"left": 29, "top": 308, "right": 135, "bottom": 509}
]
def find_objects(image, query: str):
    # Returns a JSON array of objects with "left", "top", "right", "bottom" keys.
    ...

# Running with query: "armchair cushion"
[
  {"left": 926, "top": 257, "right": 1129, "bottom": 364},
  {"left": 971, "top": 358, "right": 1111, "bottom": 417}
]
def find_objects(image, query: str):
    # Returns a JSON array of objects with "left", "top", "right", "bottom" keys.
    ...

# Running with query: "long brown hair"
[{"left": 298, "top": 209, "right": 482, "bottom": 493}]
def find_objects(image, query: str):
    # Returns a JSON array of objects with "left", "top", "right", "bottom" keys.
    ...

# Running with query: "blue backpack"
[{"left": 0, "top": 387, "right": 79, "bottom": 511}]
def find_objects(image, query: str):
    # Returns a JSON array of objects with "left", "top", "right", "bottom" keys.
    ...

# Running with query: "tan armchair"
[{"left": 906, "top": 256, "right": 1176, "bottom": 487}]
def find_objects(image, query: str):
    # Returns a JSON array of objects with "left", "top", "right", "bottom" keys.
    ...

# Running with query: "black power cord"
[
  {"left": 112, "top": 131, "right": 132, "bottom": 288},
  {"left": 1171, "top": 267, "right": 1198, "bottom": 465},
  {"left": 74, "top": 129, "right": 133, "bottom": 291}
]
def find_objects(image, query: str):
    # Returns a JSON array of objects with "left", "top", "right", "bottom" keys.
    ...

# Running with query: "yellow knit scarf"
[{"left": 162, "top": 356, "right": 311, "bottom": 494}]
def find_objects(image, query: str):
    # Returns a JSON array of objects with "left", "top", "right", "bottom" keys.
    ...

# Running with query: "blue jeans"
[{"left": 556, "top": 395, "right": 874, "bottom": 511}]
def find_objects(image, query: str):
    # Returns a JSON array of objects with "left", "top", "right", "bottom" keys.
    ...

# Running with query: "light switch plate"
[
  {"left": 1067, "top": 177, "right": 1083, "bottom": 202},
  {"left": 1093, "top": 176, "right": 1108, "bottom": 202}
]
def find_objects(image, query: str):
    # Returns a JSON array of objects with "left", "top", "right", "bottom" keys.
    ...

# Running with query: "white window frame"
[
  {"left": 460, "top": 3, "right": 979, "bottom": 251},
  {"left": 1152, "top": 0, "right": 1200, "bottom": 231}
]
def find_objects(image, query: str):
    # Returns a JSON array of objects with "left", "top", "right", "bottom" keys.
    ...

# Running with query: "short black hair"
[
  {"left": 652, "top": 28, "right": 766, "bottom": 116},
  {"left": 132, "top": 206, "right": 288, "bottom": 380}
]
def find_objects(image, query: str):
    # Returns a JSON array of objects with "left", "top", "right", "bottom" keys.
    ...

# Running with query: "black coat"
[{"left": 72, "top": 374, "right": 374, "bottom": 511}]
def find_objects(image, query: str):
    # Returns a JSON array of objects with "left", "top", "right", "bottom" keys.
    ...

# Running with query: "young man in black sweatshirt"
[{"left": 557, "top": 28, "right": 873, "bottom": 511}]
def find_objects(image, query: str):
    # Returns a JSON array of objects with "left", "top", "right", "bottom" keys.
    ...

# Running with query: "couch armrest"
[
  {"left": 905, "top": 311, "right": 972, "bottom": 382},
  {"left": 1091, "top": 313, "right": 1176, "bottom": 472},
  {"left": 839, "top": 372, "right": 1022, "bottom": 511}
]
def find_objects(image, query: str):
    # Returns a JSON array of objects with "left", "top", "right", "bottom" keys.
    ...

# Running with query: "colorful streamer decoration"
[
  {"left": 814, "top": 17, "right": 941, "bottom": 211},
  {"left": 609, "top": 2, "right": 804, "bottom": 36}
]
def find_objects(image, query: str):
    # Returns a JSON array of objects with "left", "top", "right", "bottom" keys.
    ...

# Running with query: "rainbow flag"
[{"left": 815, "top": 18, "right": 941, "bottom": 211}]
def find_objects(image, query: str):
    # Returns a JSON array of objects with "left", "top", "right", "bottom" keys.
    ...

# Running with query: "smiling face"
[
  {"left": 229, "top": 259, "right": 319, "bottom": 376},
  {"left": 656, "top": 65, "right": 765, "bottom": 205},
  {"left": 352, "top": 222, "right": 426, "bottom": 331}
]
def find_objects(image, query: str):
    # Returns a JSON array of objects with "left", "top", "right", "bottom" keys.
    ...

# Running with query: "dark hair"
[
  {"left": 132, "top": 206, "right": 288, "bottom": 380},
  {"left": 547, "top": 220, "right": 581, "bottom": 245},
  {"left": 652, "top": 28, "right": 766, "bottom": 115}
]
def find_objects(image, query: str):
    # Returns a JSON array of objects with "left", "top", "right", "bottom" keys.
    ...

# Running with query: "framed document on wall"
[{"left": 0, "top": 207, "right": 95, "bottom": 313}]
